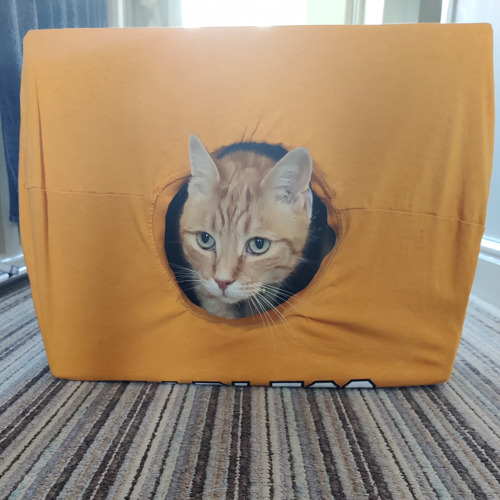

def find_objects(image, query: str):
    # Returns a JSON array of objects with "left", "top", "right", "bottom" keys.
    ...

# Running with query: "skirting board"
[{"left": 471, "top": 238, "right": 500, "bottom": 309}]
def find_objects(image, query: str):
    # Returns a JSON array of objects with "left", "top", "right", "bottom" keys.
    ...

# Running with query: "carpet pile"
[{"left": 0, "top": 277, "right": 498, "bottom": 499}]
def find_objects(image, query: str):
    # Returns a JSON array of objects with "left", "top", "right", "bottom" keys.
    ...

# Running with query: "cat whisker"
[
  {"left": 259, "top": 283, "right": 296, "bottom": 300},
  {"left": 297, "top": 257, "right": 315, "bottom": 265},
  {"left": 240, "top": 127, "right": 247, "bottom": 143},
  {"left": 169, "top": 263, "right": 197, "bottom": 273},
  {"left": 169, "top": 263, "right": 192, "bottom": 268},
  {"left": 269, "top": 296, "right": 304, "bottom": 320},
  {"left": 255, "top": 285, "right": 303, "bottom": 346},
  {"left": 174, "top": 284, "right": 198, "bottom": 292},
  {"left": 255, "top": 291, "right": 298, "bottom": 344},
  {"left": 249, "top": 295, "right": 278, "bottom": 341},
  {"left": 259, "top": 284, "right": 304, "bottom": 312},
  {"left": 251, "top": 294, "right": 282, "bottom": 342},
  {"left": 265, "top": 290, "right": 302, "bottom": 309},
  {"left": 171, "top": 270, "right": 197, "bottom": 277},
  {"left": 251, "top": 295, "right": 272, "bottom": 328},
  {"left": 172, "top": 277, "right": 201, "bottom": 285},
  {"left": 274, "top": 297, "right": 304, "bottom": 315},
  {"left": 247, "top": 296, "right": 270, "bottom": 336},
  {"left": 169, "top": 264, "right": 201, "bottom": 285},
  {"left": 248, "top": 120, "right": 261, "bottom": 142},
  {"left": 172, "top": 271, "right": 198, "bottom": 278},
  {"left": 171, "top": 277, "right": 203, "bottom": 292},
  {"left": 247, "top": 296, "right": 267, "bottom": 329},
  {"left": 261, "top": 282, "right": 303, "bottom": 300},
  {"left": 171, "top": 275, "right": 199, "bottom": 282},
  {"left": 244, "top": 297, "right": 255, "bottom": 318}
]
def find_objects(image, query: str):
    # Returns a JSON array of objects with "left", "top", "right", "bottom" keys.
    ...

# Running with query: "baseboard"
[
  {"left": 471, "top": 238, "right": 500, "bottom": 309},
  {"left": 0, "top": 253, "right": 27, "bottom": 285}
]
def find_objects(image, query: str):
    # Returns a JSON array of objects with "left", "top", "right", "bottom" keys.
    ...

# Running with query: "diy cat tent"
[{"left": 19, "top": 25, "right": 494, "bottom": 387}]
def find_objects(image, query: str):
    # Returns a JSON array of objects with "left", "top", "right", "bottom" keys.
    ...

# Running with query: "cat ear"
[
  {"left": 262, "top": 147, "right": 313, "bottom": 208},
  {"left": 188, "top": 135, "right": 220, "bottom": 195}
]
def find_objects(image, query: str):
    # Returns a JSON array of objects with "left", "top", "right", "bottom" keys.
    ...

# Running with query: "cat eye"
[
  {"left": 247, "top": 237, "right": 271, "bottom": 255},
  {"left": 197, "top": 232, "right": 215, "bottom": 250}
]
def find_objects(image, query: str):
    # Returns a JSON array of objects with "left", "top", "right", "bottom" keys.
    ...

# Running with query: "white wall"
[
  {"left": 0, "top": 112, "right": 25, "bottom": 282},
  {"left": 453, "top": 0, "right": 500, "bottom": 307},
  {"left": 455, "top": 0, "right": 500, "bottom": 242},
  {"left": 306, "top": 0, "right": 348, "bottom": 24}
]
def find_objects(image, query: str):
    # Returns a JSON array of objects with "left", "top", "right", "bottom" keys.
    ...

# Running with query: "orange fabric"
[{"left": 19, "top": 25, "right": 494, "bottom": 386}]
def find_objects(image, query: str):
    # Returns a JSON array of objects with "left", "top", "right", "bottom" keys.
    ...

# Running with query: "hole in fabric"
[{"left": 164, "top": 141, "right": 336, "bottom": 317}]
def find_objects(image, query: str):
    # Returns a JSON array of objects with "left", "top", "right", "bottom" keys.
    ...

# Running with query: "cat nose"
[{"left": 215, "top": 279, "right": 234, "bottom": 291}]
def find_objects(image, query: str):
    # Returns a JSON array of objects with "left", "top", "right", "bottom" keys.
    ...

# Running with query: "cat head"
[{"left": 179, "top": 135, "right": 313, "bottom": 308}]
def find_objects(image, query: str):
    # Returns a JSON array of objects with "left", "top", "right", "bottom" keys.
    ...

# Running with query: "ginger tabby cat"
[{"left": 178, "top": 135, "right": 313, "bottom": 319}]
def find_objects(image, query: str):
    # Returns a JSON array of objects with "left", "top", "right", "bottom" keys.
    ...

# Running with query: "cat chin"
[
  {"left": 214, "top": 294, "right": 241, "bottom": 304},
  {"left": 202, "top": 280, "right": 249, "bottom": 304}
]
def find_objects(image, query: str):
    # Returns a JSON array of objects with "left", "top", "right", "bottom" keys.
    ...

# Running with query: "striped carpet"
[{"left": 0, "top": 278, "right": 499, "bottom": 499}]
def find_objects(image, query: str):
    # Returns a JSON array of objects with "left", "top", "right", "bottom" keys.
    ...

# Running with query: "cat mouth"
[
  {"left": 218, "top": 292, "right": 241, "bottom": 304},
  {"left": 208, "top": 287, "right": 251, "bottom": 304},
  {"left": 204, "top": 279, "right": 261, "bottom": 304}
]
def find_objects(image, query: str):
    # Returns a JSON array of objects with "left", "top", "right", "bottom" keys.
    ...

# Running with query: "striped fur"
[{"left": 0, "top": 277, "right": 499, "bottom": 499}]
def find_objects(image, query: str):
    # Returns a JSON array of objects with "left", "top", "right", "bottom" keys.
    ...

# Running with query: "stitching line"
[
  {"left": 26, "top": 186, "right": 152, "bottom": 199},
  {"left": 338, "top": 207, "right": 485, "bottom": 228}
]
